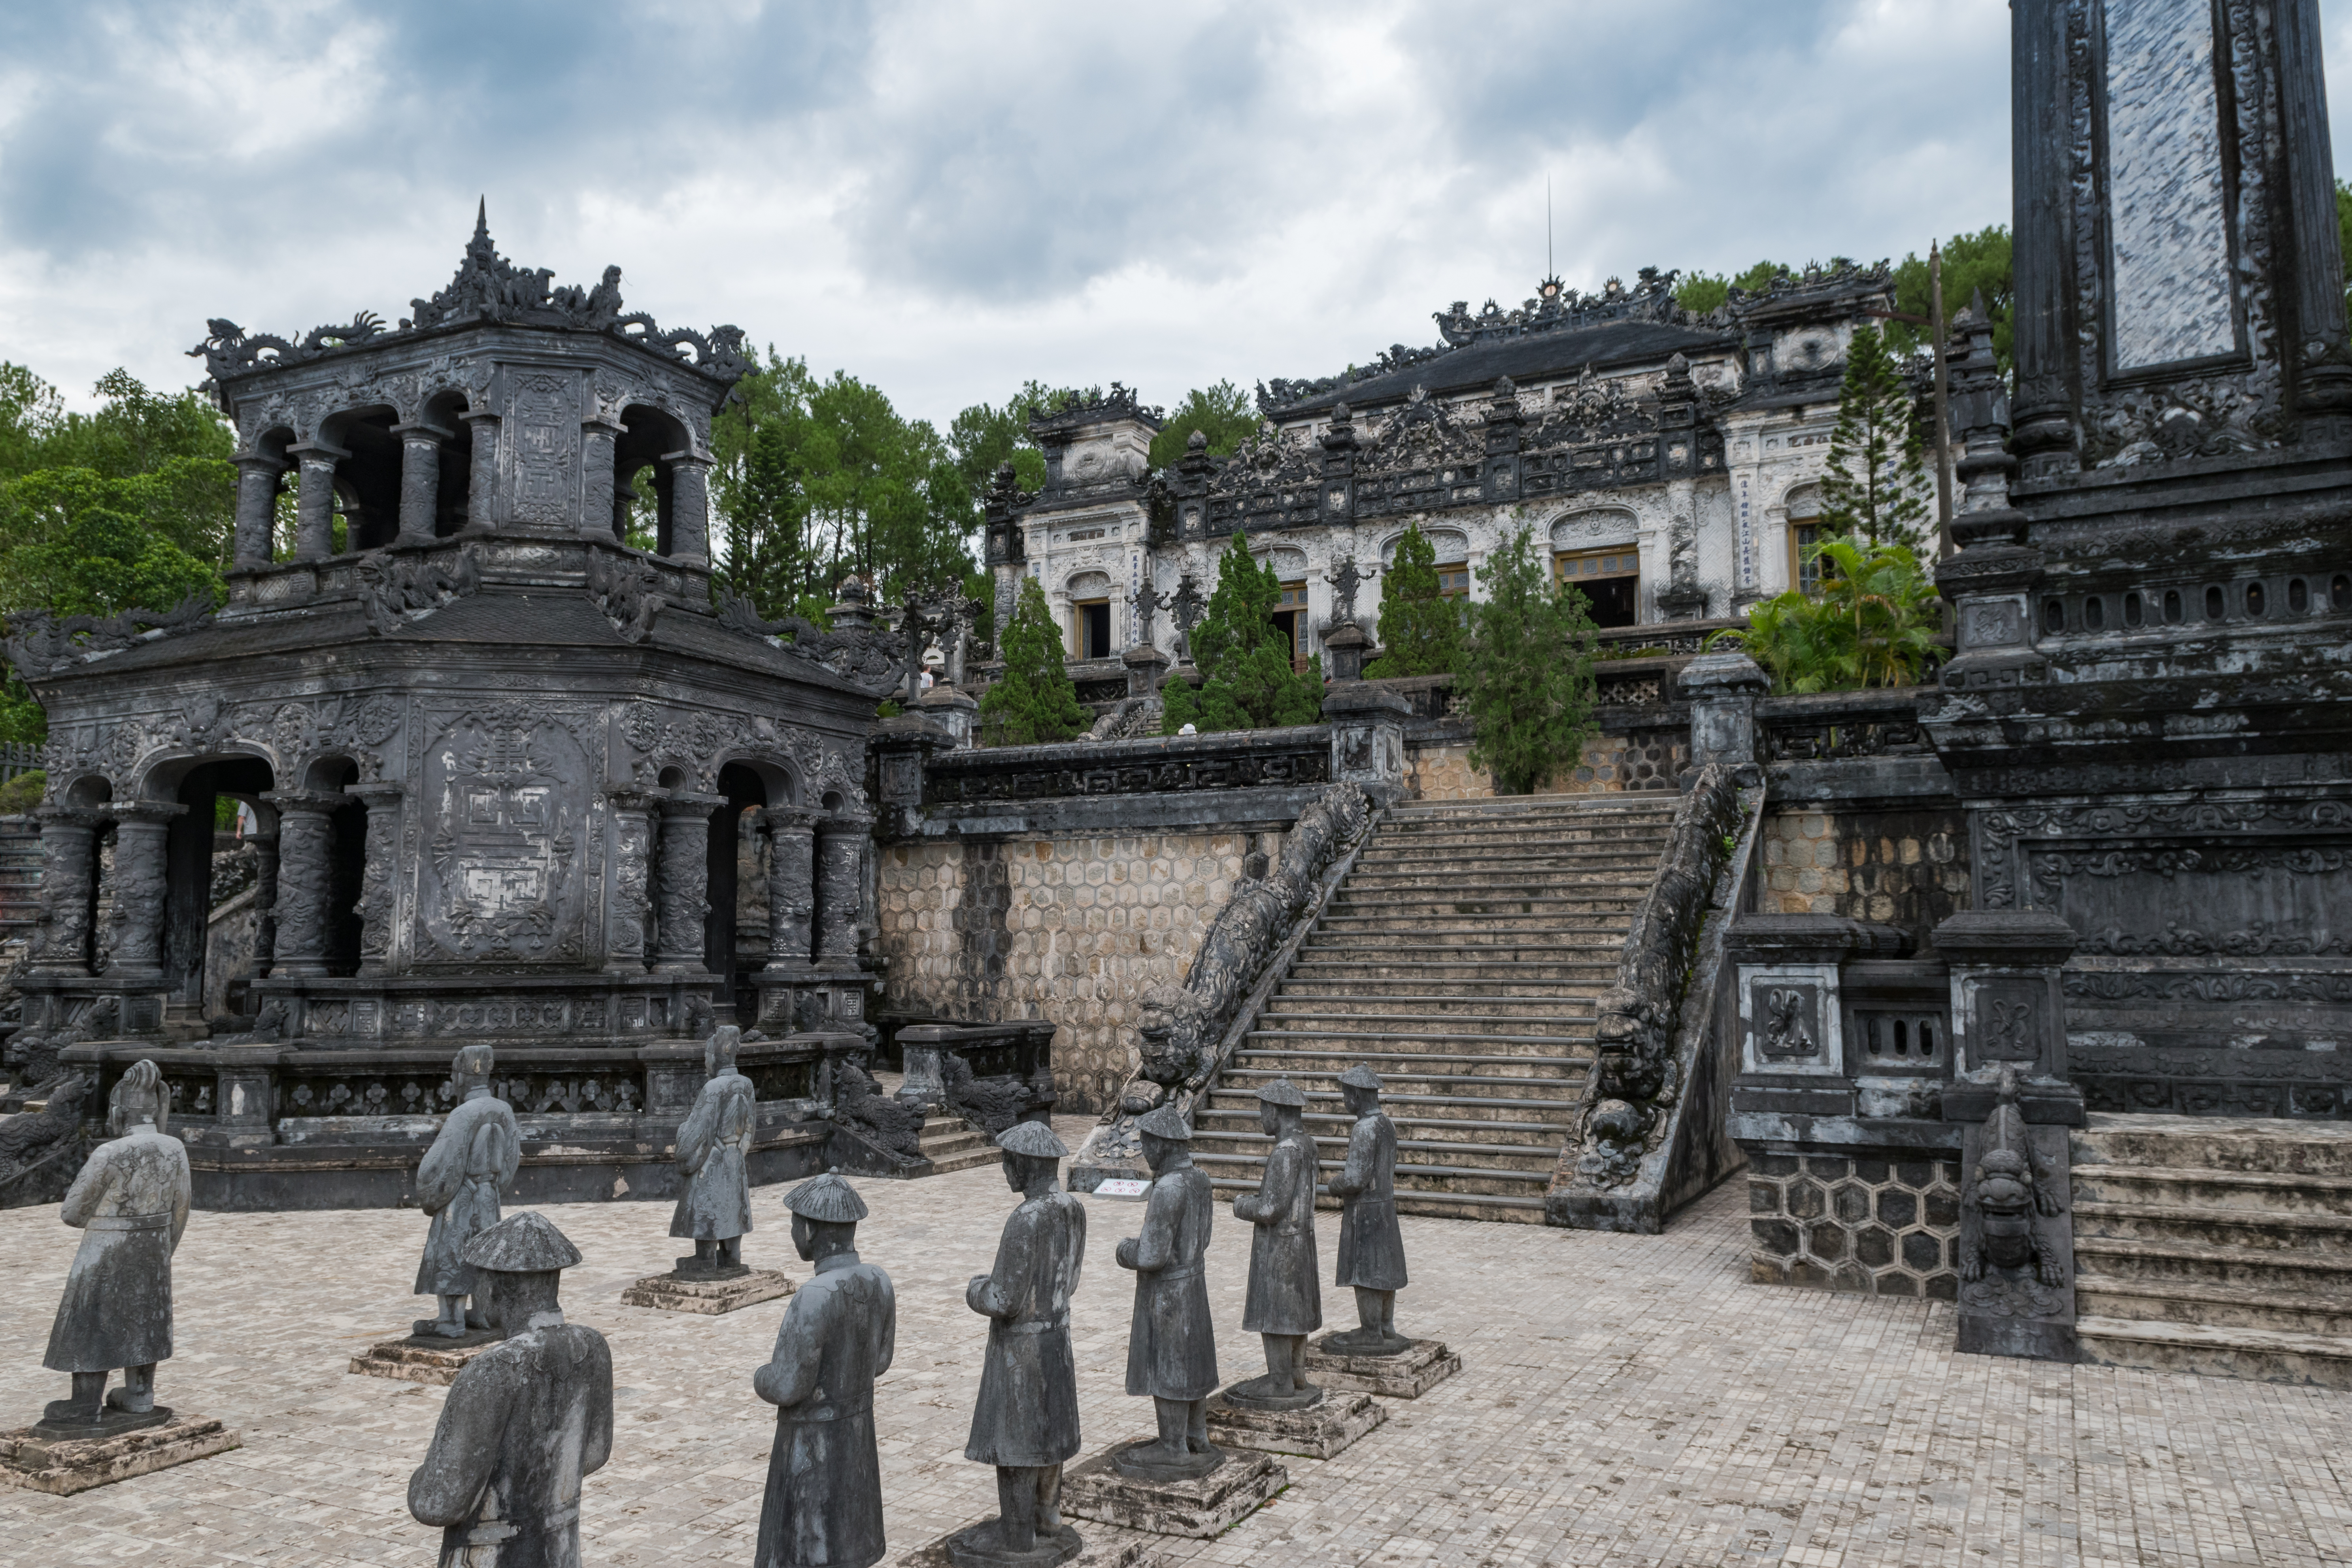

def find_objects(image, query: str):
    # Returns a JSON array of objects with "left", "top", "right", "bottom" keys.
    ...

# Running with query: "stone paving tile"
[{"left": 0, "top": 1112, "right": 2346, "bottom": 1566}]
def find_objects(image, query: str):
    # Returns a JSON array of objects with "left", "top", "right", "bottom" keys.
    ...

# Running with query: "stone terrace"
[{"left": 3, "top": 1116, "right": 2347, "bottom": 1568}]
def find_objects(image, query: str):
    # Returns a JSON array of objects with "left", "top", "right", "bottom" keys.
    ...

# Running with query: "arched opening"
[
  {"left": 159, "top": 756, "right": 276, "bottom": 1016},
  {"left": 707, "top": 762, "right": 770, "bottom": 1022},
  {"left": 319, "top": 761, "right": 368, "bottom": 976},
  {"left": 320, "top": 405, "right": 403, "bottom": 553},
  {"left": 615, "top": 404, "right": 691, "bottom": 554},
  {"left": 422, "top": 390, "right": 476, "bottom": 537}
]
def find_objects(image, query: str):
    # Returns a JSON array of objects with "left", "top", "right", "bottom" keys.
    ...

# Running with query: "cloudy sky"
[{"left": 5, "top": 1, "right": 2351, "bottom": 432}]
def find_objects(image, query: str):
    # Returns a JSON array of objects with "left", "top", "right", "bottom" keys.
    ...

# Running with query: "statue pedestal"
[
  {"left": 1206, "top": 1385, "right": 1386, "bottom": 1460},
  {"left": 620, "top": 1267, "right": 795, "bottom": 1315},
  {"left": 0, "top": 1410, "right": 240, "bottom": 1495},
  {"left": 903, "top": 1522, "right": 1163, "bottom": 1568},
  {"left": 349, "top": 1326, "right": 502, "bottom": 1386},
  {"left": 1061, "top": 1441, "right": 1287, "bottom": 1538},
  {"left": 1303, "top": 1333, "right": 1461, "bottom": 1398}
]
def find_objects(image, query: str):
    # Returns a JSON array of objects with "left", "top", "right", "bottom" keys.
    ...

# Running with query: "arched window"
[{"left": 614, "top": 404, "right": 693, "bottom": 554}]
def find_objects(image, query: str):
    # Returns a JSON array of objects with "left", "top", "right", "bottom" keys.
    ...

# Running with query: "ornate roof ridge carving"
[
  {"left": 187, "top": 201, "right": 753, "bottom": 391},
  {"left": 1027, "top": 382, "right": 1165, "bottom": 436}
]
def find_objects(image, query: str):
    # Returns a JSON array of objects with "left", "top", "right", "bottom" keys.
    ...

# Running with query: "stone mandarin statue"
[
  {"left": 40, "top": 1059, "right": 191, "bottom": 1432},
  {"left": 1112, "top": 1104, "right": 1222, "bottom": 1478},
  {"left": 755, "top": 1172, "right": 896, "bottom": 1568},
  {"left": 954, "top": 1121, "right": 1087, "bottom": 1568},
  {"left": 672, "top": 1025, "right": 756, "bottom": 1275},
  {"left": 1323, "top": 1064, "right": 1410, "bottom": 1354},
  {"left": 413, "top": 1045, "right": 521, "bottom": 1339},
  {"left": 407, "top": 1212, "right": 614, "bottom": 1568},
  {"left": 1227, "top": 1077, "right": 1323, "bottom": 1407}
]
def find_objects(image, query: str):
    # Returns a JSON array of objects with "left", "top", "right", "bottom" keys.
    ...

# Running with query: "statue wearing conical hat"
[
  {"left": 953, "top": 1121, "right": 1087, "bottom": 1568},
  {"left": 413, "top": 1045, "right": 521, "bottom": 1338},
  {"left": 670, "top": 1025, "right": 756, "bottom": 1275},
  {"left": 38, "top": 1059, "right": 191, "bottom": 1433},
  {"left": 1228, "top": 1077, "right": 1323, "bottom": 1407},
  {"left": 1111, "top": 1104, "right": 1221, "bottom": 1479},
  {"left": 754, "top": 1173, "right": 895, "bottom": 1568},
  {"left": 408, "top": 1212, "right": 613, "bottom": 1568},
  {"left": 1324, "top": 1063, "right": 1410, "bottom": 1354}
]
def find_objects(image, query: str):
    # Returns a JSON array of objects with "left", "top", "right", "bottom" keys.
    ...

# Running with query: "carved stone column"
[
  {"left": 287, "top": 441, "right": 347, "bottom": 562},
  {"left": 249, "top": 815, "right": 279, "bottom": 977},
  {"left": 391, "top": 424, "right": 449, "bottom": 547},
  {"left": 347, "top": 783, "right": 402, "bottom": 976},
  {"left": 102, "top": 802, "right": 186, "bottom": 980},
  {"left": 654, "top": 791, "right": 725, "bottom": 973},
  {"left": 603, "top": 787, "right": 658, "bottom": 974},
  {"left": 230, "top": 454, "right": 284, "bottom": 569},
  {"left": 461, "top": 410, "right": 500, "bottom": 532},
  {"left": 28, "top": 807, "right": 104, "bottom": 974},
  {"left": 762, "top": 807, "right": 818, "bottom": 971},
  {"left": 662, "top": 450, "right": 713, "bottom": 564},
  {"left": 1679, "top": 651, "right": 1772, "bottom": 776},
  {"left": 264, "top": 790, "right": 345, "bottom": 979},
  {"left": 814, "top": 813, "right": 868, "bottom": 967},
  {"left": 581, "top": 416, "right": 624, "bottom": 542}
]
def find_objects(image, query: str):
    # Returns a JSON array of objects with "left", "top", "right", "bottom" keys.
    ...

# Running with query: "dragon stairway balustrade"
[{"left": 0, "top": 209, "right": 910, "bottom": 1207}]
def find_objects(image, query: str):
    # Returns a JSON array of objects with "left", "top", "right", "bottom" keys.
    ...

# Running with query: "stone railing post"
[
  {"left": 1679, "top": 650, "right": 1771, "bottom": 777},
  {"left": 263, "top": 790, "right": 345, "bottom": 979},
  {"left": 102, "top": 802, "right": 186, "bottom": 981},
  {"left": 29, "top": 806, "right": 105, "bottom": 973},
  {"left": 662, "top": 451, "right": 713, "bottom": 564},
  {"left": 390, "top": 424, "right": 450, "bottom": 547},
  {"left": 230, "top": 454, "right": 285, "bottom": 569},
  {"left": 347, "top": 783, "right": 403, "bottom": 975},
  {"left": 1322, "top": 685, "right": 1408, "bottom": 802},
  {"left": 762, "top": 806, "right": 819, "bottom": 971},
  {"left": 1933, "top": 910, "right": 2082, "bottom": 1123},
  {"left": 287, "top": 441, "right": 348, "bottom": 562},
  {"left": 654, "top": 791, "right": 725, "bottom": 973},
  {"left": 915, "top": 685, "right": 980, "bottom": 749},
  {"left": 603, "top": 787, "right": 659, "bottom": 973},
  {"left": 869, "top": 715, "right": 951, "bottom": 838},
  {"left": 814, "top": 812, "right": 869, "bottom": 968}
]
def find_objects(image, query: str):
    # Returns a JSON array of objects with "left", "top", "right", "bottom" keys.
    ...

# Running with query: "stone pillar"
[
  {"left": 287, "top": 442, "right": 347, "bottom": 562},
  {"left": 1934, "top": 910, "right": 2083, "bottom": 1123},
  {"left": 230, "top": 454, "right": 284, "bottom": 569},
  {"left": 1321, "top": 621, "right": 1368, "bottom": 682},
  {"left": 869, "top": 718, "right": 950, "bottom": 839},
  {"left": 28, "top": 807, "right": 104, "bottom": 973},
  {"left": 762, "top": 807, "right": 818, "bottom": 971},
  {"left": 390, "top": 424, "right": 449, "bottom": 547},
  {"left": 1121, "top": 642, "right": 1170, "bottom": 698},
  {"left": 654, "top": 791, "right": 725, "bottom": 973},
  {"left": 1323, "top": 684, "right": 1408, "bottom": 802},
  {"left": 581, "top": 417, "right": 624, "bottom": 542},
  {"left": 250, "top": 813, "right": 279, "bottom": 977},
  {"left": 1931, "top": 302, "right": 2047, "bottom": 693},
  {"left": 264, "top": 790, "right": 344, "bottom": 979},
  {"left": 1679, "top": 651, "right": 1771, "bottom": 776},
  {"left": 102, "top": 802, "right": 185, "bottom": 980},
  {"left": 461, "top": 411, "right": 500, "bottom": 532},
  {"left": 662, "top": 451, "right": 712, "bottom": 564},
  {"left": 915, "top": 683, "right": 979, "bottom": 749},
  {"left": 2008, "top": 0, "right": 2079, "bottom": 481},
  {"left": 603, "top": 787, "right": 658, "bottom": 974},
  {"left": 347, "top": 783, "right": 402, "bottom": 976},
  {"left": 814, "top": 813, "right": 868, "bottom": 967},
  {"left": 612, "top": 475, "right": 637, "bottom": 542}
]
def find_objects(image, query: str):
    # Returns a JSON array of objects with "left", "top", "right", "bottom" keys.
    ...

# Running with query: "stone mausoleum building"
[{"left": 987, "top": 262, "right": 1898, "bottom": 690}]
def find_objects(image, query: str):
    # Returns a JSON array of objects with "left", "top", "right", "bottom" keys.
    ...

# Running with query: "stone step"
[
  {"left": 1287, "top": 958, "right": 1615, "bottom": 983},
  {"left": 1199, "top": 1108, "right": 1569, "bottom": 1147},
  {"left": 1271, "top": 987, "right": 1603, "bottom": 1011},
  {"left": 2073, "top": 1198, "right": 2352, "bottom": 1255},
  {"left": 2072, "top": 1234, "right": 2352, "bottom": 1295},
  {"left": 1192, "top": 1149, "right": 1552, "bottom": 1200},
  {"left": 1221, "top": 1061, "right": 1586, "bottom": 1098},
  {"left": 1312, "top": 917, "right": 1634, "bottom": 940},
  {"left": 1203, "top": 1177, "right": 1552, "bottom": 1225},
  {"left": 915, "top": 1116, "right": 1001, "bottom": 1176},
  {"left": 1188, "top": 1127, "right": 1561, "bottom": 1174},
  {"left": 1328, "top": 894, "right": 1648, "bottom": 918},
  {"left": 1251, "top": 1018, "right": 1595, "bottom": 1047},
  {"left": 2072, "top": 1163, "right": 2352, "bottom": 1216},
  {"left": 1346, "top": 856, "right": 1664, "bottom": 879},
  {"left": 1202, "top": 1089, "right": 1578, "bottom": 1124},
  {"left": 2073, "top": 1277, "right": 2352, "bottom": 1337},
  {"left": 1237, "top": 1043, "right": 1590, "bottom": 1075},
  {"left": 2074, "top": 1316, "right": 2352, "bottom": 1390},
  {"left": 2070, "top": 1114, "right": 2352, "bottom": 1177}
]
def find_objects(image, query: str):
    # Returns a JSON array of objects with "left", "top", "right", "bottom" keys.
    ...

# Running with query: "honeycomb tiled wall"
[{"left": 1747, "top": 1150, "right": 1962, "bottom": 1299}]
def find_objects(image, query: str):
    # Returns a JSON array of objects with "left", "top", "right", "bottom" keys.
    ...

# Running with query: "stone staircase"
[
  {"left": 2071, "top": 1114, "right": 2352, "bottom": 1388},
  {"left": 1191, "top": 793, "right": 1678, "bottom": 1223},
  {"left": 919, "top": 1114, "right": 1004, "bottom": 1177}
]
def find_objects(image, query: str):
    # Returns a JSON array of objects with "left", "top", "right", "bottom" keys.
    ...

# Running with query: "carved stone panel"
[
  {"left": 415, "top": 704, "right": 596, "bottom": 964},
  {"left": 505, "top": 371, "right": 582, "bottom": 530},
  {"left": 1738, "top": 963, "right": 1842, "bottom": 1076}
]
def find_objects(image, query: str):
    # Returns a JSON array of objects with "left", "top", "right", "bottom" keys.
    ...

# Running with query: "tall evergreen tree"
[
  {"left": 1819, "top": 323, "right": 1931, "bottom": 550},
  {"left": 1146, "top": 380, "right": 1261, "bottom": 470},
  {"left": 1457, "top": 526, "right": 1596, "bottom": 796},
  {"left": 978, "top": 576, "right": 1089, "bottom": 745},
  {"left": 1363, "top": 521, "right": 1462, "bottom": 677},
  {"left": 1162, "top": 533, "right": 1323, "bottom": 734}
]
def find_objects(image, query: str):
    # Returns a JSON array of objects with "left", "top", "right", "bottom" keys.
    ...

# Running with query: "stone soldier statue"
[
  {"left": 754, "top": 1172, "right": 896, "bottom": 1568},
  {"left": 954, "top": 1121, "right": 1087, "bottom": 1568},
  {"left": 1323, "top": 1063, "right": 1410, "bottom": 1354},
  {"left": 1112, "top": 1104, "right": 1221, "bottom": 1478},
  {"left": 413, "top": 1045, "right": 521, "bottom": 1339},
  {"left": 408, "top": 1212, "right": 614, "bottom": 1568},
  {"left": 671, "top": 1025, "right": 756, "bottom": 1274},
  {"left": 1228, "top": 1076, "right": 1322, "bottom": 1407},
  {"left": 38, "top": 1059, "right": 191, "bottom": 1432}
]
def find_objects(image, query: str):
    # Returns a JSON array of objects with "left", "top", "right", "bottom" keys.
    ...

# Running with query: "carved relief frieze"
[{"left": 414, "top": 700, "right": 600, "bottom": 964}]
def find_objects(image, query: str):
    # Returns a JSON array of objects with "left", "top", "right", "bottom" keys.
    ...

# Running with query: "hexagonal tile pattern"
[{"left": 1746, "top": 1150, "right": 1962, "bottom": 1300}]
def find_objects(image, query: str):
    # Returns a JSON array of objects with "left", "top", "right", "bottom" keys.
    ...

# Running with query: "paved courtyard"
[{"left": 2, "top": 1116, "right": 2347, "bottom": 1568}]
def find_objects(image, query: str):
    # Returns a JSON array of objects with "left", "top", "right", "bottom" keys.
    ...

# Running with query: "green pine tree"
[
  {"left": 1363, "top": 520, "right": 1462, "bottom": 677},
  {"left": 977, "top": 576, "right": 1089, "bottom": 745},
  {"left": 1819, "top": 323, "right": 1931, "bottom": 550},
  {"left": 1457, "top": 526, "right": 1597, "bottom": 796},
  {"left": 1162, "top": 534, "right": 1323, "bottom": 734}
]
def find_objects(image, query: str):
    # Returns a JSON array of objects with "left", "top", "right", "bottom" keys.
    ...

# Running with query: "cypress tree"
[
  {"left": 1162, "top": 533, "right": 1323, "bottom": 734},
  {"left": 1819, "top": 322, "right": 1931, "bottom": 550},
  {"left": 1363, "top": 520, "right": 1462, "bottom": 677},
  {"left": 977, "top": 575, "right": 1089, "bottom": 745},
  {"left": 1457, "top": 526, "right": 1597, "bottom": 795}
]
